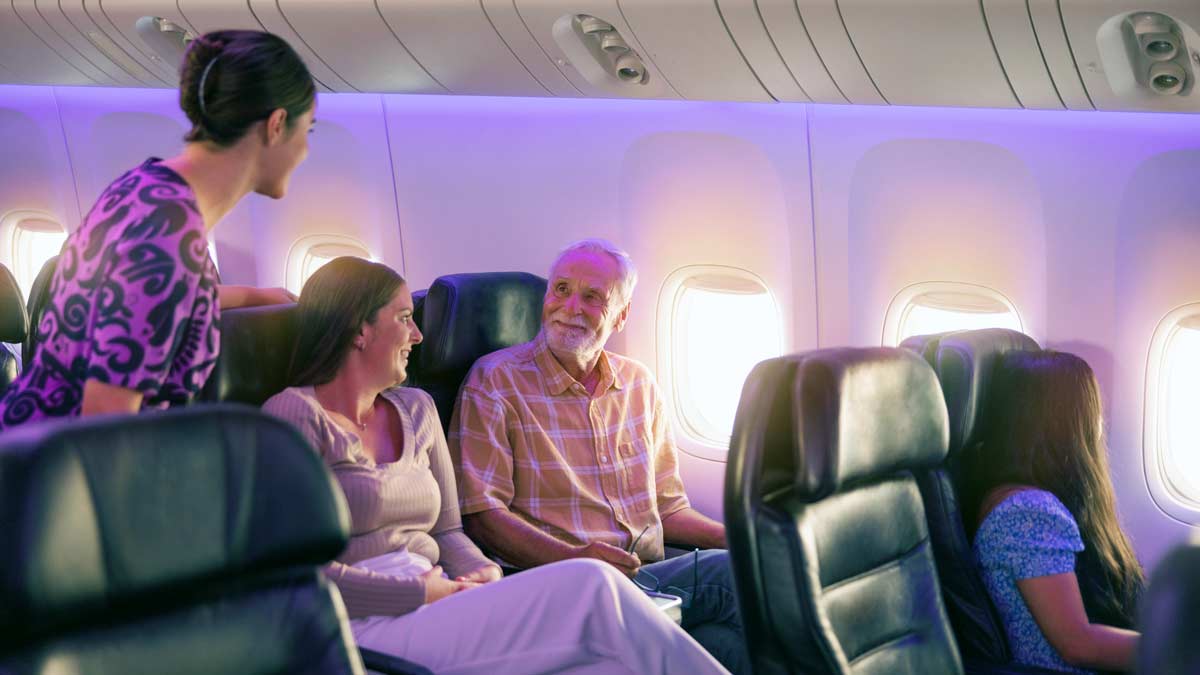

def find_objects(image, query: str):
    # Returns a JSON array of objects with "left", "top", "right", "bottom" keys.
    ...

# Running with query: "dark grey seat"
[
  {"left": 900, "top": 328, "right": 1042, "bottom": 672},
  {"left": 1138, "top": 542, "right": 1200, "bottom": 675},
  {"left": 0, "top": 263, "right": 29, "bottom": 395},
  {"left": 21, "top": 253, "right": 57, "bottom": 372},
  {"left": 726, "top": 346, "right": 962, "bottom": 674}
]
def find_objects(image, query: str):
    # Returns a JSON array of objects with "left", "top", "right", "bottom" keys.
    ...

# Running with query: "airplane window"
[
  {"left": 207, "top": 235, "right": 220, "bottom": 273},
  {"left": 884, "top": 282, "right": 1023, "bottom": 346},
  {"left": 5, "top": 213, "right": 67, "bottom": 300},
  {"left": 661, "top": 268, "right": 782, "bottom": 451},
  {"left": 286, "top": 235, "right": 373, "bottom": 294},
  {"left": 1147, "top": 306, "right": 1200, "bottom": 518}
]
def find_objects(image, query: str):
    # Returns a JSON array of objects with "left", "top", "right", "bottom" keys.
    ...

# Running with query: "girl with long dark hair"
[{"left": 966, "top": 350, "right": 1144, "bottom": 673}]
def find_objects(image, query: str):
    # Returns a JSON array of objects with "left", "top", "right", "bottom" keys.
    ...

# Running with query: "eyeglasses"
[{"left": 632, "top": 547, "right": 701, "bottom": 610}]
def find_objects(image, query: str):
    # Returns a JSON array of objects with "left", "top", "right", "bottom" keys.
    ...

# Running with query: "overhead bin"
[
  {"left": 1060, "top": 0, "right": 1200, "bottom": 113},
  {"left": 1026, "top": 0, "right": 1093, "bottom": 110},
  {"left": 96, "top": 1, "right": 200, "bottom": 85},
  {"left": 980, "top": 0, "right": 1064, "bottom": 110},
  {"left": 271, "top": 0, "right": 444, "bottom": 94},
  {"left": 505, "top": 0, "right": 680, "bottom": 99},
  {"left": 178, "top": 0, "right": 345, "bottom": 92},
  {"left": 375, "top": 0, "right": 551, "bottom": 97},
  {"left": 0, "top": 4, "right": 99, "bottom": 86},
  {"left": 755, "top": 0, "right": 847, "bottom": 103},
  {"left": 792, "top": 0, "right": 886, "bottom": 105},
  {"left": 55, "top": 1, "right": 172, "bottom": 86},
  {"left": 836, "top": 0, "right": 1019, "bottom": 109},
  {"left": 714, "top": 0, "right": 809, "bottom": 102},
  {"left": 9, "top": 1, "right": 117, "bottom": 85},
  {"left": 615, "top": 0, "right": 773, "bottom": 102},
  {"left": 17, "top": 0, "right": 161, "bottom": 87}
]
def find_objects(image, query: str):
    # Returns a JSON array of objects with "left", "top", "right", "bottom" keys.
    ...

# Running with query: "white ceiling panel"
[
  {"left": 756, "top": 0, "right": 846, "bottom": 103},
  {"left": 55, "top": 1, "right": 172, "bottom": 85},
  {"left": 617, "top": 0, "right": 772, "bottom": 101},
  {"left": 794, "top": 0, "right": 886, "bottom": 105},
  {"left": 377, "top": 0, "right": 549, "bottom": 97},
  {"left": 981, "top": 0, "right": 1065, "bottom": 110},
  {"left": 1027, "top": 0, "right": 1094, "bottom": 110},
  {"left": 24, "top": 0, "right": 155, "bottom": 86},
  {"left": 0, "top": 4, "right": 97, "bottom": 86},
  {"left": 273, "top": 0, "right": 445, "bottom": 94},
  {"left": 11, "top": 1, "right": 116, "bottom": 85},
  {"left": 838, "top": 0, "right": 1019, "bottom": 109}
]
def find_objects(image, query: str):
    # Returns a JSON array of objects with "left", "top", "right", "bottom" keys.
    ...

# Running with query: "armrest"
[{"left": 359, "top": 647, "right": 434, "bottom": 675}]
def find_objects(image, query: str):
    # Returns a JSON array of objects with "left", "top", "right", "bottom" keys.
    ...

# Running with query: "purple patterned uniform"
[{"left": 0, "top": 158, "right": 220, "bottom": 428}]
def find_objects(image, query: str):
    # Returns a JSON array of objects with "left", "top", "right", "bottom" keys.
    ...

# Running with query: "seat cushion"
[
  {"left": 200, "top": 303, "right": 298, "bottom": 405},
  {"left": 0, "top": 405, "right": 350, "bottom": 648}
]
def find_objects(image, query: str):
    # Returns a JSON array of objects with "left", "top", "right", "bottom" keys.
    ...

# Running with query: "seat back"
[
  {"left": 200, "top": 303, "right": 300, "bottom": 406},
  {"left": 406, "top": 271, "right": 546, "bottom": 430},
  {"left": 0, "top": 405, "right": 362, "bottom": 674},
  {"left": 22, "top": 254, "right": 58, "bottom": 371},
  {"left": 901, "top": 328, "right": 1039, "bottom": 664},
  {"left": 727, "top": 347, "right": 961, "bottom": 675},
  {"left": 1138, "top": 542, "right": 1200, "bottom": 675},
  {"left": 0, "top": 263, "right": 29, "bottom": 395}
]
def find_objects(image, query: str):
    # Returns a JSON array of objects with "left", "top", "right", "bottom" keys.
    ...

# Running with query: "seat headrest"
[
  {"left": 201, "top": 303, "right": 298, "bottom": 406},
  {"left": 414, "top": 272, "right": 546, "bottom": 378},
  {"left": 0, "top": 405, "right": 350, "bottom": 645},
  {"left": 929, "top": 328, "right": 1039, "bottom": 456},
  {"left": 23, "top": 254, "right": 59, "bottom": 370},
  {"left": 789, "top": 347, "right": 949, "bottom": 499},
  {"left": 0, "top": 263, "right": 29, "bottom": 343},
  {"left": 1138, "top": 542, "right": 1200, "bottom": 675}
]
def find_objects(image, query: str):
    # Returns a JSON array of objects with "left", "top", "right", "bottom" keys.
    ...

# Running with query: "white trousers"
[{"left": 350, "top": 558, "right": 729, "bottom": 675}]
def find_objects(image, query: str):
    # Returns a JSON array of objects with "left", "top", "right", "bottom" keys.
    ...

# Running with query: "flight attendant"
[{"left": 0, "top": 30, "right": 316, "bottom": 428}]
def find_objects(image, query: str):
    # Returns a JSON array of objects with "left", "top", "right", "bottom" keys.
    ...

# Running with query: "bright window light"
[
  {"left": 1162, "top": 320, "right": 1200, "bottom": 501},
  {"left": 671, "top": 273, "right": 782, "bottom": 447},
  {"left": 886, "top": 284, "right": 1024, "bottom": 346},
  {"left": 11, "top": 217, "right": 66, "bottom": 300},
  {"left": 286, "top": 236, "right": 373, "bottom": 294}
]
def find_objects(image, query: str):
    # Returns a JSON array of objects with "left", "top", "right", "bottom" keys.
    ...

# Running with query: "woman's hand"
[
  {"left": 422, "top": 566, "right": 480, "bottom": 604},
  {"left": 455, "top": 564, "right": 503, "bottom": 584},
  {"left": 218, "top": 284, "right": 297, "bottom": 310}
]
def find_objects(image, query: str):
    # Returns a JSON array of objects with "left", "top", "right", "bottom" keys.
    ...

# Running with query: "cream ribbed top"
[{"left": 263, "top": 385, "right": 494, "bottom": 618}]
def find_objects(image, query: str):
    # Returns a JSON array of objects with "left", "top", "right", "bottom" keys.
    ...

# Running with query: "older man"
[{"left": 449, "top": 239, "right": 747, "bottom": 673}]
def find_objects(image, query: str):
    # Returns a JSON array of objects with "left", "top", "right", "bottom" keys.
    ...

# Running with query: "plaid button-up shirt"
[{"left": 449, "top": 331, "right": 691, "bottom": 563}]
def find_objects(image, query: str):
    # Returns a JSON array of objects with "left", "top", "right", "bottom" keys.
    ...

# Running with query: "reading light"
[
  {"left": 599, "top": 32, "right": 629, "bottom": 54},
  {"left": 1149, "top": 61, "right": 1186, "bottom": 95},
  {"left": 579, "top": 16, "right": 613, "bottom": 35},
  {"left": 614, "top": 53, "right": 646, "bottom": 83}
]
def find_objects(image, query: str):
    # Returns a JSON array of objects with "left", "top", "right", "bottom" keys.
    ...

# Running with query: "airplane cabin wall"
[{"left": 1, "top": 84, "right": 1197, "bottom": 569}]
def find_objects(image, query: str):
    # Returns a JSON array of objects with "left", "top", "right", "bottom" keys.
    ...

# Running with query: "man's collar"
[{"left": 532, "top": 330, "right": 624, "bottom": 396}]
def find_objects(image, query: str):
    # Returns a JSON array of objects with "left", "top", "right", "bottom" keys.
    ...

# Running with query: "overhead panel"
[
  {"left": 0, "top": 4, "right": 97, "bottom": 85},
  {"left": 510, "top": 0, "right": 679, "bottom": 99},
  {"left": 272, "top": 0, "right": 445, "bottom": 94},
  {"left": 30, "top": 0, "right": 160, "bottom": 86},
  {"left": 246, "top": 0, "right": 360, "bottom": 92},
  {"left": 479, "top": 0, "right": 580, "bottom": 97},
  {"left": 178, "top": 0, "right": 340, "bottom": 92},
  {"left": 1027, "top": 0, "right": 1093, "bottom": 110},
  {"left": 1060, "top": 0, "right": 1200, "bottom": 113},
  {"left": 711, "top": 0, "right": 808, "bottom": 102},
  {"left": 97, "top": 1, "right": 199, "bottom": 85},
  {"left": 11, "top": 1, "right": 116, "bottom": 85},
  {"left": 756, "top": 0, "right": 846, "bottom": 103},
  {"left": 837, "top": 0, "right": 1018, "bottom": 109},
  {"left": 981, "top": 0, "right": 1064, "bottom": 110},
  {"left": 616, "top": 0, "right": 772, "bottom": 101},
  {"left": 793, "top": 0, "right": 886, "bottom": 104},
  {"left": 376, "top": 0, "right": 549, "bottom": 97},
  {"left": 57, "top": 1, "right": 172, "bottom": 85}
]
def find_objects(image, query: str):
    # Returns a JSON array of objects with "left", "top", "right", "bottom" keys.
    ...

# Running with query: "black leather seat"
[
  {"left": 406, "top": 271, "right": 547, "bottom": 431},
  {"left": 0, "top": 405, "right": 365, "bottom": 674},
  {"left": 0, "top": 263, "right": 29, "bottom": 395},
  {"left": 726, "top": 346, "right": 963, "bottom": 674},
  {"left": 200, "top": 303, "right": 300, "bottom": 405},
  {"left": 21, "top": 254, "right": 57, "bottom": 372},
  {"left": 1138, "top": 542, "right": 1200, "bottom": 675},
  {"left": 900, "top": 328, "right": 1041, "bottom": 671}
]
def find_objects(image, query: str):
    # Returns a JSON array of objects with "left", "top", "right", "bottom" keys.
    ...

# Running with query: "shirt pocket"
[{"left": 617, "top": 440, "right": 655, "bottom": 513}]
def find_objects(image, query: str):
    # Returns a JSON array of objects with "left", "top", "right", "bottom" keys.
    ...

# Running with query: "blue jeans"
[{"left": 636, "top": 549, "right": 749, "bottom": 674}]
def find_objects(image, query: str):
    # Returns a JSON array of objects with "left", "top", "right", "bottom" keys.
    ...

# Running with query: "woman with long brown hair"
[{"left": 965, "top": 350, "right": 1144, "bottom": 673}]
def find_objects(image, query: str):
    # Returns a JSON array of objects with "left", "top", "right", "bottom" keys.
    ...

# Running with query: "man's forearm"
[
  {"left": 463, "top": 508, "right": 579, "bottom": 569},
  {"left": 662, "top": 507, "right": 726, "bottom": 550}
]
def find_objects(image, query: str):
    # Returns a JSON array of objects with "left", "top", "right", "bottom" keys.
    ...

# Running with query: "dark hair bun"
[{"left": 179, "top": 30, "right": 315, "bottom": 147}]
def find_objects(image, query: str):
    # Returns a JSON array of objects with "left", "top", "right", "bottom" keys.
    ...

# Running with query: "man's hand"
[
  {"left": 422, "top": 566, "right": 480, "bottom": 604},
  {"left": 574, "top": 541, "right": 641, "bottom": 578},
  {"left": 454, "top": 564, "right": 503, "bottom": 584}
]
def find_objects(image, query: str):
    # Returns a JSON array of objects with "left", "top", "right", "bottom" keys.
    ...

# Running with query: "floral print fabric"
[{"left": 0, "top": 158, "right": 219, "bottom": 428}]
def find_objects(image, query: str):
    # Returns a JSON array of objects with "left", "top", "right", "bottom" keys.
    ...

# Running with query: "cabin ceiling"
[{"left": 1, "top": 1, "right": 1198, "bottom": 113}]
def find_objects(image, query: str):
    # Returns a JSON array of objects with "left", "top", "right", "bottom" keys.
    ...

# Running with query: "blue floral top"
[{"left": 974, "top": 489, "right": 1092, "bottom": 674}]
